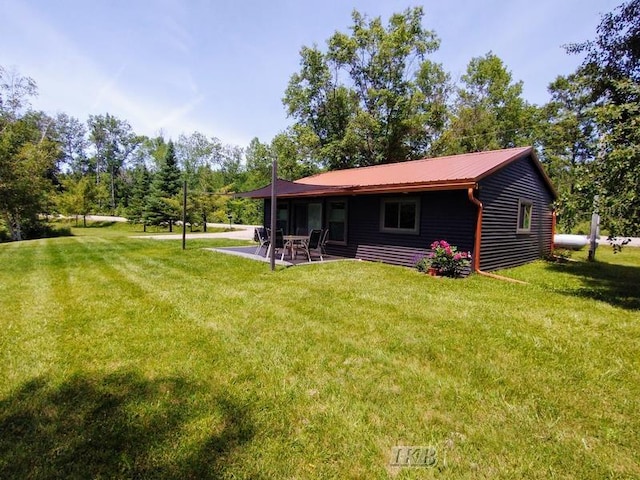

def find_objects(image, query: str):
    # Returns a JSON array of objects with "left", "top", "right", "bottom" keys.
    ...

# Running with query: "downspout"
[
  {"left": 467, "top": 186, "right": 527, "bottom": 284},
  {"left": 467, "top": 187, "right": 483, "bottom": 273},
  {"left": 551, "top": 210, "right": 557, "bottom": 251}
]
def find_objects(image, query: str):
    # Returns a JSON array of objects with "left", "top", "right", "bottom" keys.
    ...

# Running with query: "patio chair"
[
  {"left": 274, "top": 229, "right": 287, "bottom": 261},
  {"left": 320, "top": 229, "right": 329, "bottom": 255},
  {"left": 254, "top": 227, "right": 270, "bottom": 256},
  {"left": 263, "top": 229, "right": 287, "bottom": 260},
  {"left": 299, "top": 229, "right": 323, "bottom": 262}
]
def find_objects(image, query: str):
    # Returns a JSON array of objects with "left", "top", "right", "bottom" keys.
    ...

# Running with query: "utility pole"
[{"left": 588, "top": 195, "right": 600, "bottom": 262}]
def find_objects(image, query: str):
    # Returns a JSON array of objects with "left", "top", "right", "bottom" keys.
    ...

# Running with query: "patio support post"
[
  {"left": 182, "top": 180, "right": 187, "bottom": 251},
  {"left": 270, "top": 159, "right": 277, "bottom": 271}
]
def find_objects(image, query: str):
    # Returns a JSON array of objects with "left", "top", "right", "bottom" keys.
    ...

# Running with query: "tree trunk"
[
  {"left": 83, "top": 215, "right": 87, "bottom": 228},
  {"left": 110, "top": 169, "right": 116, "bottom": 213},
  {"left": 169, "top": 219, "right": 173, "bottom": 233},
  {"left": 5, "top": 212, "right": 23, "bottom": 241}
]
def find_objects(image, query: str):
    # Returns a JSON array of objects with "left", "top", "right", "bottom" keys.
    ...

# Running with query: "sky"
[{"left": 2, "top": 0, "right": 621, "bottom": 148}]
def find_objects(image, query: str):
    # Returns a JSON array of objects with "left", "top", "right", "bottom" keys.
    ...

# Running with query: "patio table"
[{"left": 283, "top": 235, "right": 308, "bottom": 260}]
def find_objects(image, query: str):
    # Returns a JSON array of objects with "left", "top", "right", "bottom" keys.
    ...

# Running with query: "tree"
[
  {"left": 0, "top": 113, "right": 59, "bottom": 240},
  {"left": 217, "top": 144, "right": 244, "bottom": 187},
  {"left": 54, "top": 113, "right": 89, "bottom": 176},
  {"left": 270, "top": 127, "right": 320, "bottom": 180},
  {"left": 0, "top": 66, "right": 37, "bottom": 124},
  {"left": 143, "top": 140, "right": 182, "bottom": 231},
  {"left": 284, "top": 7, "right": 450, "bottom": 168},
  {"left": 57, "top": 175, "right": 96, "bottom": 227},
  {"left": 434, "top": 52, "right": 538, "bottom": 155},
  {"left": 539, "top": 74, "right": 598, "bottom": 232},
  {"left": 126, "top": 164, "right": 151, "bottom": 224},
  {"left": 567, "top": 0, "right": 640, "bottom": 236},
  {"left": 175, "top": 132, "right": 221, "bottom": 189},
  {"left": 0, "top": 67, "right": 59, "bottom": 241},
  {"left": 243, "top": 137, "right": 273, "bottom": 190},
  {"left": 87, "top": 113, "right": 141, "bottom": 211}
]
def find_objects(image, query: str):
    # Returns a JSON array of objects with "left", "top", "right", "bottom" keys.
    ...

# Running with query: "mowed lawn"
[{"left": 0, "top": 225, "right": 639, "bottom": 479}]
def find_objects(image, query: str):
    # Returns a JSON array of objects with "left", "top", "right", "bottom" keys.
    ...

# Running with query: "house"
[{"left": 237, "top": 146, "right": 557, "bottom": 272}]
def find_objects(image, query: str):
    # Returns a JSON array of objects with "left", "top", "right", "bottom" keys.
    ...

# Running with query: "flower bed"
[{"left": 416, "top": 240, "right": 471, "bottom": 278}]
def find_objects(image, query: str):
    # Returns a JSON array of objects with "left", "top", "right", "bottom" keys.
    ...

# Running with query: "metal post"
[
  {"left": 270, "top": 159, "right": 277, "bottom": 271},
  {"left": 588, "top": 195, "right": 599, "bottom": 262},
  {"left": 182, "top": 180, "right": 187, "bottom": 251}
]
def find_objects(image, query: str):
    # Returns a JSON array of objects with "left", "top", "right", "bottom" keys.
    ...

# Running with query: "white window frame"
[
  {"left": 380, "top": 197, "right": 420, "bottom": 235},
  {"left": 516, "top": 199, "right": 533, "bottom": 234}
]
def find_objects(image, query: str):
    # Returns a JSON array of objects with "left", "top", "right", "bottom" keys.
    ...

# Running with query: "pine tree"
[
  {"left": 143, "top": 141, "right": 182, "bottom": 231},
  {"left": 127, "top": 164, "right": 151, "bottom": 224}
]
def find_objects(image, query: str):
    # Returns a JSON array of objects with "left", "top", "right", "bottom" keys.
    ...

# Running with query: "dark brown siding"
[
  {"left": 325, "top": 190, "right": 476, "bottom": 267},
  {"left": 477, "top": 154, "right": 555, "bottom": 271}
]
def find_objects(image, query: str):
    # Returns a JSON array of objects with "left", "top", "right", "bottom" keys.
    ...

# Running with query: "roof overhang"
[{"left": 235, "top": 179, "right": 478, "bottom": 199}]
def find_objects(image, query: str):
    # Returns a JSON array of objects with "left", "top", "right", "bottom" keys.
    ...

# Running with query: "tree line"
[{"left": 1, "top": 1, "right": 638, "bottom": 241}]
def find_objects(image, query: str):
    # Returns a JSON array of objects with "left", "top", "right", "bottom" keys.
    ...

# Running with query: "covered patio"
[{"left": 205, "top": 245, "right": 348, "bottom": 267}]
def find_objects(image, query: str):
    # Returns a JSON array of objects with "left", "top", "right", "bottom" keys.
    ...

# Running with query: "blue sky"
[{"left": 2, "top": 0, "right": 620, "bottom": 148}]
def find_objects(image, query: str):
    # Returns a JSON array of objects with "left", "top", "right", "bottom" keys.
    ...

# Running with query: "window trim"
[
  {"left": 516, "top": 199, "right": 533, "bottom": 234},
  {"left": 380, "top": 197, "right": 420, "bottom": 235}
]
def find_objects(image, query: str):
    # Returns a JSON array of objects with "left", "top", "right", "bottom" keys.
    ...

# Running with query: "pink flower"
[
  {"left": 454, "top": 253, "right": 462, "bottom": 261},
  {"left": 430, "top": 241, "right": 439, "bottom": 249},
  {"left": 445, "top": 246, "right": 453, "bottom": 256},
  {"left": 439, "top": 240, "right": 450, "bottom": 248}
]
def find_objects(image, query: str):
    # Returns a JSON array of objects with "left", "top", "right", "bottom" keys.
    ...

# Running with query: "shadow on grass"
[
  {"left": 82, "top": 221, "right": 117, "bottom": 228},
  {"left": 0, "top": 371, "right": 254, "bottom": 479},
  {"left": 546, "top": 259, "right": 640, "bottom": 310}
]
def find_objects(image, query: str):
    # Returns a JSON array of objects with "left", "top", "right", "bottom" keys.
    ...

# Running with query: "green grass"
[
  {"left": 51, "top": 219, "right": 236, "bottom": 237},
  {"left": 0, "top": 225, "right": 638, "bottom": 479}
]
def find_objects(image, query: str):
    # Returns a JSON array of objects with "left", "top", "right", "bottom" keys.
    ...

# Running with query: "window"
[
  {"left": 380, "top": 197, "right": 420, "bottom": 234},
  {"left": 276, "top": 203, "right": 288, "bottom": 233},
  {"left": 326, "top": 200, "right": 347, "bottom": 244},
  {"left": 517, "top": 199, "right": 532, "bottom": 233},
  {"left": 292, "top": 202, "right": 322, "bottom": 235},
  {"left": 307, "top": 203, "right": 322, "bottom": 231}
]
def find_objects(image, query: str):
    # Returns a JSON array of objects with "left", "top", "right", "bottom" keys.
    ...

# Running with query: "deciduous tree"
[
  {"left": 0, "top": 114, "right": 59, "bottom": 240},
  {"left": 0, "top": 67, "right": 59, "bottom": 241},
  {"left": 567, "top": 0, "right": 640, "bottom": 236},
  {"left": 284, "top": 7, "right": 450, "bottom": 168},
  {"left": 434, "top": 52, "right": 538, "bottom": 155},
  {"left": 87, "top": 113, "right": 141, "bottom": 211},
  {"left": 57, "top": 175, "right": 96, "bottom": 227},
  {"left": 55, "top": 113, "right": 89, "bottom": 176}
]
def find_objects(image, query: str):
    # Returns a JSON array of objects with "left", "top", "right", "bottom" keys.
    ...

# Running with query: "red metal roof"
[
  {"left": 236, "top": 147, "right": 557, "bottom": 198},
  {"left": 298, "top": 146, "right": 533, "bottom": 189}
]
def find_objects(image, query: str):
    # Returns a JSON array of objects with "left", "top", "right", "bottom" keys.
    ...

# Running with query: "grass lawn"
[
  {"left": 52, "top": 219, "right": 237, "bottom": 237},
  {"left": 0, "top": 225, "right": 638, "bottom": 479}
]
